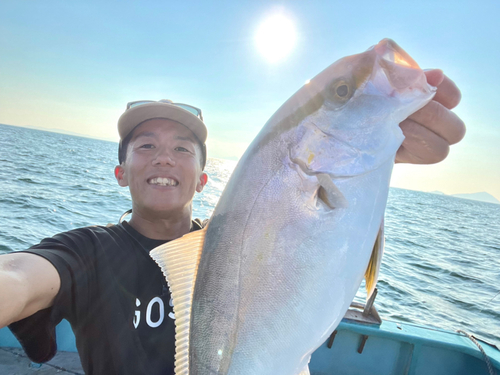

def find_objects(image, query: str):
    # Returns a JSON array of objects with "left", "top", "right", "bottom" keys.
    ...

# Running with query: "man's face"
[{"left": 115, "top": 119, "right": 207, "bottom": 218}]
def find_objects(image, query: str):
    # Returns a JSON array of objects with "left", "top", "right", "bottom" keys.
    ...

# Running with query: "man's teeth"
[{"left": 149, "top": 177, "right": 178, "bottom": 186}]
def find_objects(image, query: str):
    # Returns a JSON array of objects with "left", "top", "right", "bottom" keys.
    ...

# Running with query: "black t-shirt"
[{"left": 8, "top": 220, "right": 204, "bottom": 375}]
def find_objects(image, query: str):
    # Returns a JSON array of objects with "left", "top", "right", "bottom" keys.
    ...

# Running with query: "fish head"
[{"left": 290, "top": 39, "right": 436, "bottom": 177}]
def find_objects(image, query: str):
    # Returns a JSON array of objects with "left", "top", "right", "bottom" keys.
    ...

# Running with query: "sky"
[{"left": 0, "top": 0, "right": 499, "bottom": 200}]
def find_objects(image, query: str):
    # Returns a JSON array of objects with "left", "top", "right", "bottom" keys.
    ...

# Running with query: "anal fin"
[
  {"left": 364, "top": 220, "right": 384, "bottom": 300},
  {"left": 150, "top": 226, "right": 207, "bottom": 375}
]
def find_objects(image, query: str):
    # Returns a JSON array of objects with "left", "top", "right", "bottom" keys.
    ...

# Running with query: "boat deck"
[{"left": 0, "top": 347, "right": 83, "bottom": 374}]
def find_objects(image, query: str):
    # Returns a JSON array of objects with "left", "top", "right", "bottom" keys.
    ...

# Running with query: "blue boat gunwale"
[{"left": 334, "top": 318, "right": 500, "bottom": 369}]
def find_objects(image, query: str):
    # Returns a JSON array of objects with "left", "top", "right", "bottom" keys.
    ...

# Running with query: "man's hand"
[{"left": 396, "top": 69, "right": 466, "bottom": 164}]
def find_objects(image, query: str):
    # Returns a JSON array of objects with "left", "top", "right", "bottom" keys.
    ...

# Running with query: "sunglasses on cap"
[{"left": 126, "top": 99, "right": 204, "bottom": 122}]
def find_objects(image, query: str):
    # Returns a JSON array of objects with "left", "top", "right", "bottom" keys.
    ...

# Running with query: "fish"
[{"left": 150, "top": 38, "right": 436, "bottom": 375}]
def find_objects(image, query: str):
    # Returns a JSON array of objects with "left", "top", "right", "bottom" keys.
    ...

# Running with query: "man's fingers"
[
  {"left": 397, "top": 119, "right": 450, "bottom": 164},
  {"left": 430, "top": 73, "right": 462, "bottom": 109},
  {"left": 407, "top": 100, "right": 466, "bottom": 145},
  {"left": 396, "top": 70, "right": 465, "bottom": 164},
  {"left": 424, "top": 69, "right": 445, "bottom": 87}
]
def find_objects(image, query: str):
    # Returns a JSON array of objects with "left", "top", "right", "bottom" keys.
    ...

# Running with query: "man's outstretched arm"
[
  {"left": 397, "top": 69, "right": 466, "bottom": 164},
  {"left": 0, "top": 253, "right": 60, "bottom": 328}
]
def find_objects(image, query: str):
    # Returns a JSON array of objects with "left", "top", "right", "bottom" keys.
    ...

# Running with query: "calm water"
[{"left": 1, "top": 123, "right": 499, "bottom": 347}]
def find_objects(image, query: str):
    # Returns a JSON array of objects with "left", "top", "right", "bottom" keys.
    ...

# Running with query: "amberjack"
[{"left": 151, "top": 39, "right": 436, "bottom": 375}]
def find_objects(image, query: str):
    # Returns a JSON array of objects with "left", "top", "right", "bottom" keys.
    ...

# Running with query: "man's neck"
[{"left": 127, "top": 208, "right": 193, "bottom": 241}]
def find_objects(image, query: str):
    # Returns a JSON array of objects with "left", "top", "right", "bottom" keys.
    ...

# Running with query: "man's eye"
[
  {"left": 175, "top": 146, "right": 189, "bottom": 152},
  {"left": 140, "top": 144, "right": 155, "bottom": 149}
]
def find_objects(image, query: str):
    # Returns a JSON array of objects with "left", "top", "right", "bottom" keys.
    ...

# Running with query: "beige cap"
[{"left": 117, "top": 100, "right": 207, "bottom": 144}]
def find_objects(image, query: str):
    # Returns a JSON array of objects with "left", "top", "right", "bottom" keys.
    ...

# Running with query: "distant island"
[
  {"left": 451, "top": 192, "right": 500, "bottom": 205},
  {"left": 429, "top": 191, "right": 500, "bottom": 205},
  {"left": 429, "top": 191, "right": 445, "bottom": 195}
]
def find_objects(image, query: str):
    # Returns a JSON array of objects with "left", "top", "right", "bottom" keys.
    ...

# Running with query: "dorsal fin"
[
  {"left": 364, "top": 220, "right": 384, "bottom": 299},
  {"left": 150, "top": 226, "right": 207, "bottom": 375}
]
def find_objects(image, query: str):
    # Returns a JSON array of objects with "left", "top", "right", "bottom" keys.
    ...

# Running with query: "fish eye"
[
  {"left": 336, "top": 84, "right": 349, "bottom": 97},
  {"left": 327, "top": 79, "right": 354, "bottom": 105}
]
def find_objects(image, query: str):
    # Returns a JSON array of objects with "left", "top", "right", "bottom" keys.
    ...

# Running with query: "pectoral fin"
[
  {"left": 316, "top": 173, "right": 348, "bottom": 209},
  {"left": 150, "top": 226, "right": 207, "bottom": 375},
  {"left": 364, "top": 220, "right": 384, "bottom": 300}
]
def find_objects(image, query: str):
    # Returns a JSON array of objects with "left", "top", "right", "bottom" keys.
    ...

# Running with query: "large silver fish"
[{"left": 151, "top": 39, "right": 436, "bottom": 375}]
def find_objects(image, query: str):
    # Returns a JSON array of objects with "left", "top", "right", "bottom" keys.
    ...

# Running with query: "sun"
[{"left": 255, "top": 13, "right": 297, "bottom": 64}]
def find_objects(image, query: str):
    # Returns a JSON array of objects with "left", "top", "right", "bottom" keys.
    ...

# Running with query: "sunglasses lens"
[
  {"left": 127, "top": 101, "right": 154, "bottom": 109},
  {"left": 175, "top": 104, "right": 201, "bottom": 118}
]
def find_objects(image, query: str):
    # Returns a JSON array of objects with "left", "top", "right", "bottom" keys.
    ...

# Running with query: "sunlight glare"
[{"left": 255, "top": 13, "right": 297, "bottom": 63}]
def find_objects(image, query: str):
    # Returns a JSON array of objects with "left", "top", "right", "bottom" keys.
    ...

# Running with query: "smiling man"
[{"left": 0, "top": 71, "right": 465, "bottom": 375}]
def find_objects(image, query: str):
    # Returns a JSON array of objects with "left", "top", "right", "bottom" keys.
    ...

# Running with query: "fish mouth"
[
  {"left": 371, "top": 39, "right": 427, "bottom": 91},
  {"left": 147, "top": 177, "right": 179, "bottom": 187},
  {"left": 373, "top": 39, "right": 420, "bottom": 69}
]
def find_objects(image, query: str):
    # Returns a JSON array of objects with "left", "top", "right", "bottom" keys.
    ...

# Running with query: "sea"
[{"left": 1, "top": 123, "right": 499, "bottom": 347}]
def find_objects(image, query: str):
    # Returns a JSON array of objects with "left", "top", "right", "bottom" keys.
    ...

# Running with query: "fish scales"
[{"left": 151, "top": 39, "right": 436, "bottom": 375}]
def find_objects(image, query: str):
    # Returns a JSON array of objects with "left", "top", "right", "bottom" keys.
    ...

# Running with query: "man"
[{"left": 0, "top": 70, "right": 465, "bottom": 374}]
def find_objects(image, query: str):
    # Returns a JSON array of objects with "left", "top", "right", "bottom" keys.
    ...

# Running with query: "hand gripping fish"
[{"left": 150, "top": 39, "right": 436, "bottom": 375}]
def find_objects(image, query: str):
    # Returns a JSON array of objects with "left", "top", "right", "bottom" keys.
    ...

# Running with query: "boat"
[
  {"left": 310, "top": 301, "right": 500, "bottom": 375},
  {"left": 1, "top": 290, "right": 499, "bottom": 374}
]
